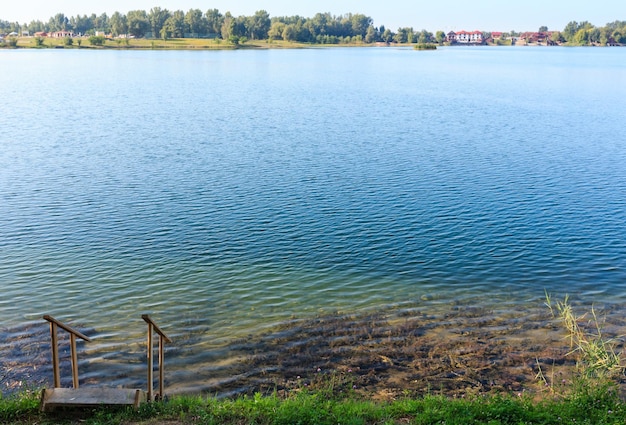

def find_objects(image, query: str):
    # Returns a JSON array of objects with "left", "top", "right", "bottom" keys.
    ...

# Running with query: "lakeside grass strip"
[{"left": 3, "top": 383, "right": 626, "bottom": 424}]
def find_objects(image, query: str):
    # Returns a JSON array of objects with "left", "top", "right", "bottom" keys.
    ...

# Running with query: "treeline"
[
  {"left": 1, "top": 9, "right": 625, "bottom": 46},
  {"left": 556, "top": 20, "right": 626, "bottom": 45},
  {"left": 0, "top": 10, "right": 398, "bottom": 44}
]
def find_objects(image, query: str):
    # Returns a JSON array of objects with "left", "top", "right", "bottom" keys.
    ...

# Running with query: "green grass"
[
  {"left": 10, "top": 37, "right": 353, "bottom": 50},
  {"left": 544, "top": 292, "right": 625, "bottom": 382},
  {"left": 2, "top": 384, "right": 626, "bottom": 424}
]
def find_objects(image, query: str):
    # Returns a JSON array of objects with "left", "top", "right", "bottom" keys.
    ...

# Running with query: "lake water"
[{"left": 1, "top": 46, "right": 626, "bottom": 395}]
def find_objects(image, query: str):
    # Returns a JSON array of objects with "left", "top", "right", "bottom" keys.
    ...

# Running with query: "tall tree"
[
  {"left": 149, "top": 7, "right": 170, "bottom": 38},
  {"left": 364, "top": 25, "right": 378, "bottom": 43},
  {"left": 220, "top": 12, "right": 236, "bottom": 40},
  {"left": 205, "top": 9, "right": 223, "bottom": 36},
  {"left": 92, "top": 13, "right": 109, "bottom": 32},
  {"left": 435, "top": 30, "right": 446, "bottom": 44},
  {"left": 246, "top": 10, "right": 270, "bottom": 40},
  {"left": 127, "top": 10, "right": 148, "bottom": 37},
  {"left": 110, "top": 12, "right": 128, "bottom": 36},
  {"left": 268, "top": 21, "right": 285, "bottom": 40},
  {"left": 185, "top": 8, "right": 206, "bottom": 35},
  {"left": 49, "top": 13, "right": 68, "bottom": 31},
  {"left": 350, "top": 13, "right": 372, "bottom": 38},
  {"left": 163, "top": 10, "right": 185, "bottom": 38}
]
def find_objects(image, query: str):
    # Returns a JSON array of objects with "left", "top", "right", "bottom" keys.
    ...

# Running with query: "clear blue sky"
[{"left": 2, "top": 0, "right": 624, "bottom": 32}]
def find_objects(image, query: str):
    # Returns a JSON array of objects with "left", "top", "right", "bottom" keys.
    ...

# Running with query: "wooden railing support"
[
  {"left": 142, "top": 315, "right": 172, "bottom": 401},
  {"left": 43, "top": 315, "right": 91, "bottom": 389}
]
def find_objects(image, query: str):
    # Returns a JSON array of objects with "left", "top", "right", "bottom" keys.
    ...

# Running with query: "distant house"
[
  {"left": 519, "top": 31, "right": 553, "bottom": 44},
  {"left": 491, "top": 32, "right": 503, "bottom": 39},
  {"left": 446, "top": 30, "right": 484, "bottom": 44},
  {"left": 49, "top": 30, "right": 75, "bottom": 38},
  {"left": 34, "top": 31, "right": 48, "bottom": 37}
]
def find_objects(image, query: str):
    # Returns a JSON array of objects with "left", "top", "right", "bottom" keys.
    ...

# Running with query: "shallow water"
[{"left": 1, "top": 46, "right": 625, "bottom": 394}]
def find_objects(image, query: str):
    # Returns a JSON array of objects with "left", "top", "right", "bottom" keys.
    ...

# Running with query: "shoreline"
[
  {"left": 2, "top": 37, "right": 622, "bottom": 50},
  {"left": 3, "top": 304, "right": 625, "bottom": 400}
]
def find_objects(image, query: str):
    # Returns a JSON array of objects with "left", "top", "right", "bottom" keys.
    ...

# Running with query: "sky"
[{"left": 1, "top": 0, "right": 625, "bottom": 32}]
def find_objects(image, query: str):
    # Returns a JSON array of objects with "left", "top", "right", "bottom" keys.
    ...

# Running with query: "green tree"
[
  {"left": 27, "top": 20, "right": 45, "bottom": 34},
  {"left": 205, "top": 9, "right": 223, "bottom": 36},
  {"left": 539, "top": 25, "right": 548, "bottom": 32},
  {"left": 418, "top": 29, "right": 432, "bottom": 43},
  {"left": 149, "top": 7, "right": 170, "bottom": 38},
  {"left": 364, "top": 26, "right": 378, "bottom": 43},
  {"left": 220, "top": 12, "right": 235, "bottom": 40},
  {"left": 49, "top": 13, "right": 68, "bottom": 31},
  {"left": 91, "top": 13, "right": 110, "bottom": 33},
  {"left": 381, "top": 28, "right": 393, "bottom": 43},
  {"left": 551, "top": 31, "right": 563, "bottom": 43},
  {"left": 110, "top": 11, "right": 128, "bottom": 37},
  {"left": 163, "top": 10, "right": 185, "bottom": 38},
  {"left": 268, "top": 21, "right": 285, "bottom": 40},
  {"left": 562, "top": 21, "right": 593, "bottom": 42},
  {"left": 350, "top": 13, "right": 372, "bottom": 38},
  {"left": 435, "top": 30, "right": 446, "bottom": 44},
  {"left": 185, "top": 8, "right": 206, "bottom": 35},
  {"left": 282, "top": 23, "right": 297, "bottom": 41},
  {"left": 71, "top": 14, "right": 93, "bottom": 35},
  {"left": 573, "top": 28, "right": 589, "bottom": 45},
  {"left": 246, "top": 10, "right": 270, "bottom": 40},
  {"left": 394, "top": 27, "right": 409, "bottom": 43},
  {"left": 127, "top": 10, "right": 148, "bottom": 37}
]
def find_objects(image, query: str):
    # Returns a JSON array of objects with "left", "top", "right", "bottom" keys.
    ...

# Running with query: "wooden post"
[
  {"left": 49, "top": 322, "right": 61, "bottom": 388},
  {"left": 158, "top": 335, "right": 164, "bottom": 399},
  {"left": 70, "top": 334, "right": 79, "bottom": 388},
  {"left": 147, "top": 321, "right": 153, "bottom": 401}
]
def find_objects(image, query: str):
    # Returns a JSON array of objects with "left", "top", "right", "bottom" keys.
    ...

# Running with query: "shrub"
[{"left": 88, "top": 35, "right": 106, "bottom": 46}]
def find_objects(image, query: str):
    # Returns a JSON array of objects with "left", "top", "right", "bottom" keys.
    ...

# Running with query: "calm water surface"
[{"left": 1, "top": 46, "right": 625, "bottom": 393}]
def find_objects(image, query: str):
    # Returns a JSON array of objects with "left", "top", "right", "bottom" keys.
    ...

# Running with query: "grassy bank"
[
  {"left": 7, "top": 37, "right": 363, "bottom": 50},
  {"left": 2, "top": 382, "right": 626, "bottom": 424}
]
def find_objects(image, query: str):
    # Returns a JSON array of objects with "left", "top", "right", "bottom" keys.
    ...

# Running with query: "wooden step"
[{"left": 40, "top": 387, "right": 146, "bottom": 412}]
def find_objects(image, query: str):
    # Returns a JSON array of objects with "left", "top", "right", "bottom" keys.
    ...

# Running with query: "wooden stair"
[
  {"left": 41, "top": 387, "right": 146, "bottom": 412},
  {"left": 39, "top": 315, "right": 171, "bottom": 412}
]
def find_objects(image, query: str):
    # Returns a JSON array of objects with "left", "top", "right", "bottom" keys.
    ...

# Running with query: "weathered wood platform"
[{"left": 40, "top": 387, "right": 146, "bottom": 412}]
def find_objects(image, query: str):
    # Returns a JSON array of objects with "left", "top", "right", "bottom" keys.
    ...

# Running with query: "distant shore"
[{"left": 2, "top": 36, "right": 622, "bottom": 50}]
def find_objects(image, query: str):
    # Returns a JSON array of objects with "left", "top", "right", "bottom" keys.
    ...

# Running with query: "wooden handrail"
[
  {"left": 43, "top": 315, "right": 91, "bottom": 341},
  {"left": 43, "top": 315, "right": 91, "bottom": 389},
  {"left": 142, "top": 315, "right": 172, "bottom": 343},
  {"left": 142, "top": 315, "right": 172, "bottom": 401}
]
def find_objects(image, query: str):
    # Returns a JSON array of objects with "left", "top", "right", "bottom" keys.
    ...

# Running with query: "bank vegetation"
[{"left": 1, "top": 9, "right": 625, "bottom": 48}]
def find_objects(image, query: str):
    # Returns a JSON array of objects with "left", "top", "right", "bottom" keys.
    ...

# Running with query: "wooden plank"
[{"left": 41, "top": 388, "right": 146, "bottom": 412}]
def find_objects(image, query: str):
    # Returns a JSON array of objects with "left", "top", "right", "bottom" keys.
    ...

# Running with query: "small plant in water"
[{"left": 545, "top": 291, "right": 625, "bottom": 381}]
